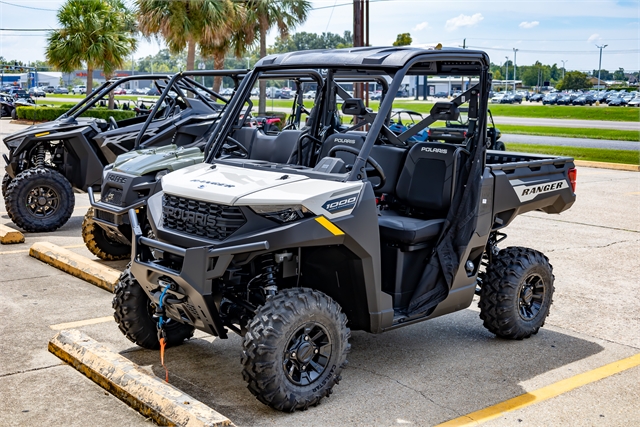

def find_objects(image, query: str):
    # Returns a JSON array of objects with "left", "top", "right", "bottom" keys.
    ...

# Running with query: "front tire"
[
  {"left": 82, "top": 208, "right": 131, "bottom": 260},
  {"left": 494, "top": 141, "right": 506, "bottom": 151},
  {"left": 479, "top": 247, "right": 554, "bottom": 340},
  {"left": 5, "top": 168, "right": 74, "bottom": 232},
  {"left": 241, "top": 288, "right": 350, "bottom": 412},
  {"left": 11, "top": 108, "right": 17, "bottom": 120},
  {"left": 1, "top": 173, "right": 11, "bottom": 198},
  {"left": 113, "top": 264, "right": 194, "bottom": 350}
]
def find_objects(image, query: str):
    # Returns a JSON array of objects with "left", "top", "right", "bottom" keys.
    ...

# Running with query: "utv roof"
[{"left": 254, "top": 46, "right": 490, "bottom": 72}]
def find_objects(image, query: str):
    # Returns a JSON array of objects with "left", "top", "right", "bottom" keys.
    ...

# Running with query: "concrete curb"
[
  {"left": 0, "top": 224, "right": 25, "bottom": 244},
  {"left": 49, "top": 330, "right": 234, "bottom": 427},
  {"left": 29, "top": 242, "right": 120, "bottom": 292},
  {"left": 574, "top": 160, "right": 640, "bottom": 172}
]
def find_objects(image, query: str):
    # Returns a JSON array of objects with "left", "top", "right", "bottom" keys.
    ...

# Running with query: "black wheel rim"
[
  {"left": 518, "top": 273, "right": 545, "bottom": 321},
  {"left": 25, "top": 185, "right": 60, "bottom": 218},
  {"left": 283, "top": 322, "right": 332, "bottom": 386}
]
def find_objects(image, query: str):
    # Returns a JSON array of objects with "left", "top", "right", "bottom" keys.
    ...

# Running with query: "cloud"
[
  {"left": 587, "top": 33, "right": 601, "bottom": 43},
  {"left": 519, "top": 21, "right": 539, "bottom": 29},
  {"left": 445, "top": 13, "right": 484, "bottom": 32},
  {"left": 413, "top": 22, "right": 428, "bottom": 32}
]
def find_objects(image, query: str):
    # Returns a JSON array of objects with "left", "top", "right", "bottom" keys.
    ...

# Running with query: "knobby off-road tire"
[
  {"left": 1, "top": 173, "right": 11, "bottom": 198},
  {"left": 241, "top": 288, "right": 351, "bottom": 412},
  {"left": 494, "top": 141, "right": 506, "bottom": 151},
  {"left": 113, "top": 264, "right": 194, "bottom": 350},
  {"left": 82, "top": 208, "right": 131, "bottom": 260},
  {"left": 10, "top": 108, "right": 17, "bottom": 120},
  {"left": 479, "top": 247, "right": 554, "bottom": 340},
  {"left": 5, "top": 168, "right": 74, "bottom": 232}
]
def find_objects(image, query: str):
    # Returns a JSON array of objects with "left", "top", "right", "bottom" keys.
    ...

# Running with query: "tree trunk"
[
  {"left": 258, "top": 23, "right": 268, "bottom": 115},
  {"left": 186, "top": 39, "right": 196, "bottom": 71},
  {"left": 186, "top": 39, "right": 196, "bottom": 98},
  {"left": 213, "top": 53, "right": 225, "bottom": 93},
  {"left": 86, "top": 65, "right": 94, "bottom": 97},
  {"left": 105, "top": 73, "right": 115, "bottom": 110}
]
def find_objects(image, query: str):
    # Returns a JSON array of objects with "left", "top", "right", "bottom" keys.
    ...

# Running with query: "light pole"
[
  {"left": 596, "top": 44, "right": 608, "bottom": 92},
  {"left": 513, "top": 48, "right": 518, "bottom": 91},
  {"left": 505, "top": 56, "right": 509, "bottom": 91},
  {"left": 561, "top": 59, "right": 568, "bottom": 80}
]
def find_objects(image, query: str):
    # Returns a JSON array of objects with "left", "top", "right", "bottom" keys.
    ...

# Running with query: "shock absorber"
[
  {"left": 35, "top": 145, "right": 45, "bottom": 168},
  {"left": 260, "top": 255, "right": 278, "bottom": 297}
]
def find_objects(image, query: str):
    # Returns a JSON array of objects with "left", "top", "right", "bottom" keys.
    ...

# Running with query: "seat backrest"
[
  {"left": 317, "top": 131, "right": 367, "bottom": 162},
  {"left": 395, "top": 142, "right": 460, "bottom": 216},
  {"left": 249, "top": 129, "right": 302, "bottom": 164}
]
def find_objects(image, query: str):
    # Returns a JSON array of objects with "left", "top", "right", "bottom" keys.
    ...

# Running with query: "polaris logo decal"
[
  {"left": 163, "top": 206, "right": 217, "bottom": 227},
  {"left": 107, "top": 173, "right": 127, "bottom": 183},
  {"left": 334, "top": 138, "right": 356, "bottom": 144},
  {"left": 421, "top": 147, "right": 448, "bottom": 154},
  {"left": 323, "top": 194, "right": 359, "bottom": 213},
  {"left": 513, "top": 179, "right": 567, "bottom": 202},
  {"left": 190, "top": 179, "right": 235, "bottom": 188}
]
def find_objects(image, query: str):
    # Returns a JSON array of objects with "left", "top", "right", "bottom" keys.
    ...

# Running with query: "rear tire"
[
  {"left": 10, "top": 108, "right": 17, "bottom": 120},
  {"left": 494, "top": 141, "right": 506, "bottom": 151},
  {"left": 113, "top": 264, "right": 194, "bottom": 350},
  {"left": 5, "top": 168, "right": 74, "bottom": 232},
  {"left": 241, "top": 288, "right": 350, "bottom": 412},
  {"left": 479, "top": 247, "right": 554, "bottom": 340},
  {"left": 82, "top": 208, "right": 131, "bottom": 260}
]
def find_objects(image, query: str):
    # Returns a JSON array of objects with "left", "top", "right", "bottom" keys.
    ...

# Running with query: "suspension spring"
[
  {"left": 35, "top": 145, "right": 46, "bottom": 168},
  {"left": 261, "top": 255, "right": 278, "bottom": 297}
]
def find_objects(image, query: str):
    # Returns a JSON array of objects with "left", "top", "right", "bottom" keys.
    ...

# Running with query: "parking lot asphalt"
[{"left": 1, "top": 119, "right": 639, "bottom": 426}]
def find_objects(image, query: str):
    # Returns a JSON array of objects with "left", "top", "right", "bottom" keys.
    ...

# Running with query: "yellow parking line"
[
  {"left": 49, "top": 316, "right": 114, "bottom": 330},
  {"left": 436, "top": 353, "right": 640, "bottom": 427},
  {"left": 0, "top": 244, "right": 85, "bottom": 255}
]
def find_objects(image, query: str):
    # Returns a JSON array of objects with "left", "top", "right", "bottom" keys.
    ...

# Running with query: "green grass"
[
  {"left": 505, "top": 143, "right": 640, "bottom": 165},
  {"left": 498, "top": 125, "right": 640, "bottom": 142},
  {"left": 261, "top": 98, "right": 640, "bottom": 122}
]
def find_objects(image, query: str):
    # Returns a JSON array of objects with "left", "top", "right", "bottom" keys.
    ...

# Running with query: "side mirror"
[
  {"left": 341, "top": 98, "right": 367, "bottom": 116},
  {"left": 430, "top": 102, "right": 460, "bottom": 121}
]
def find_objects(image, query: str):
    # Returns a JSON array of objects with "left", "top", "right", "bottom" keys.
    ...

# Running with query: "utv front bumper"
[{"left": 128, "top": 207, "right": 348, "bottom": 338}]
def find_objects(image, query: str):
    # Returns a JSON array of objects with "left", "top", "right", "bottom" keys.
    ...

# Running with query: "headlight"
[
  {"left": 4, "top": 137, "right": 24, "bottom": 149},
  {"left": 155, "top": 169, "right": 169, "bottom": 181},
  {"left": 250, "top": 205, "right": 314, "bottom": 223}
]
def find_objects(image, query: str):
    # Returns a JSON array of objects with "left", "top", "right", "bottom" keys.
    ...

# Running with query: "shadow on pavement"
[{"left": 123, "top": 308, "right": 603, "bottom": 426}]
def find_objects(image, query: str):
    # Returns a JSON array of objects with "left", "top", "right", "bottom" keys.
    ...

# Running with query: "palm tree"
[
  {"left": 246, "top": 0, "right": 311, "bottom": 114},
  {"left": 136, "top": 0, "right": 235, "bottom": 74},
  {"left": 46, "top": 0, "right": 137, "bottom": 95},
  {"left": 199, "top": 5, "right": 255, "bottom": 93}
]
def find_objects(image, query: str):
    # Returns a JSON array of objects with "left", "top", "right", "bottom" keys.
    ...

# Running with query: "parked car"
[
  {"left": 53, "top": 86, "right": 69, "bottom": 94},
  {"left": 491, "top": 93, "right": 505, "bottom": 103},
  {"left": 28, "top": 87, "right": 46, "bottom": 98},
  {"left": 303, "top": 90, "right": 316, "bottom": 99},
  {"left": 433, "top": 91, "right": 448, "bottom": 98},
  {"left": 112, "top": 88, "right": 127, "bottom": 95},
  {"left": 6, "top": 88, "right": 30, "bottom": 100},
  {"left": 43, "top": 86, "right": 56, "bottom": 94},
  {"left": 529, "top": 93, "right": 544, "bottom": 102},
  {"left": 72, "top": 85, "right": 87, "bottom": 95},
  {"left": 146, "top": 87, "right": 160, "bottom": 96},
  {"left": 627, "top": 97, "right": 640, "bottom": 107},
  {"left": 555, "top": 95, "right": 573, "bottom": 105},
  {"left": 607, "top": 96, "right": 627, "bottom": 107},
  {"left": 572, "top": 95, "right": 595, "bottom": 106},
  {"left": 542, "top": 93, "right": 559, "bottom": 105}
]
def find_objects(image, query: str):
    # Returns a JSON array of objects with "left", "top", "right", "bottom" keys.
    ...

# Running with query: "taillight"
[{"left": 568, "top": 168, "right": 577, "bottom": 192}]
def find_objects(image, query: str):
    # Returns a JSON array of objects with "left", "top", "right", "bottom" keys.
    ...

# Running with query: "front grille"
[
  {"left": 162, "top": 194, "right": 246, "bottom": 240},
  {"left": 95, "top": 209, "right": 117, "bottom": 224},
  {"left": 101, "top": 188, "right": 123, "bottom": 206}
]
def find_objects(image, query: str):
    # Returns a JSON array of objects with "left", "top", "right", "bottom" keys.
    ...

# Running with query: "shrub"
[{"left": 16, "top": 106, "right": 135, "bottom": 122}]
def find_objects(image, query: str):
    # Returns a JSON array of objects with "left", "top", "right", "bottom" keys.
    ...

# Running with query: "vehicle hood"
[
  {"left": 161, "top": 162, "right": 364, "bottom": 218},
  {"left": 2, "top": 117, "right": 98, "bottom": 148},
  {"left": 112, "top": 145, "right": 204, "bottom": 176}
]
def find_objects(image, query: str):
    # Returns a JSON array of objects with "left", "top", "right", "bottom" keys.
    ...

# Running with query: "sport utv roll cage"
[{"left": 204, "top": 48, "right": 491, "bottom": 177}]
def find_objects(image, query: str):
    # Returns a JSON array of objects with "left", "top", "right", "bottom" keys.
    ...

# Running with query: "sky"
[{"left": 0, "top": 0, "right": 638, "bottom": 72}]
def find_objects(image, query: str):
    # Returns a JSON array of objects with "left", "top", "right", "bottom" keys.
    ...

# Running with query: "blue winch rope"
[{"left": 157, "top": 285, "right": 169, "bottom": 329}]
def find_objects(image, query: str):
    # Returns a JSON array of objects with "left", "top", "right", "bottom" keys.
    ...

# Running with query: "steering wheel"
[
  {"left": 108, "top": 116, "right": 118, "bottom": 130},
  {"left": 220, "top": 135, "right": 249, "bottom": 158},
  {"left": 328, "top": 145, "right": 386, "bottom": 190}
]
